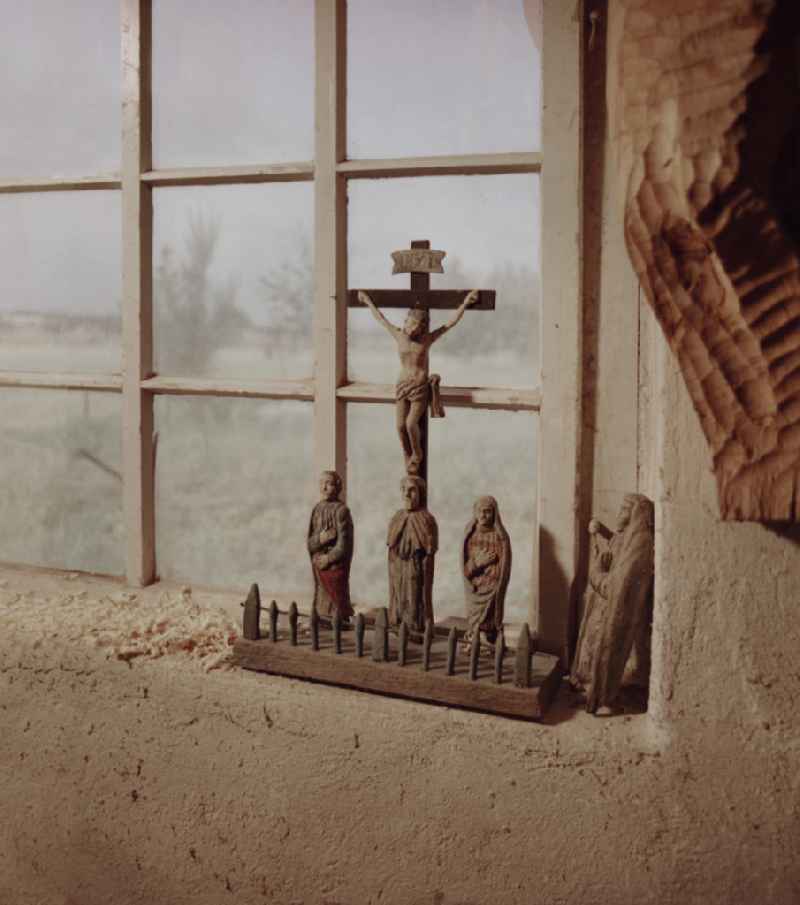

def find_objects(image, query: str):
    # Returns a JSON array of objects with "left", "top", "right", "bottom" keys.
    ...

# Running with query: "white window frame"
[{"left": 0, "top": 0, "right": 580, "bottom": 663}]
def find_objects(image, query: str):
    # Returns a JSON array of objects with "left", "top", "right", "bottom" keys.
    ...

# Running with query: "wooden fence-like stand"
[{"left": 234, "top": 587, "right": 562, "bottom": 721}]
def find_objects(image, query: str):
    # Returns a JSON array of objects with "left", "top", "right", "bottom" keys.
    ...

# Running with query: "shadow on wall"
[
  {"left": 538, "top": 525, "right": 569, "bottom": 661},
  {"left": 764, "top": 523, "right": 800, "bottom": 546}
]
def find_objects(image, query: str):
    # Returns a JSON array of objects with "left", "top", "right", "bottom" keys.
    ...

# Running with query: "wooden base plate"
[{"left": 234, "top": 625, "right": 562, "bottom": 721}]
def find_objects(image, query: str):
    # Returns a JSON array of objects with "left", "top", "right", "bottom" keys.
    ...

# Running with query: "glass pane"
[
  {"left": 153, "top": 184, "right": 313, "bottom": 380},
  {"left": 348, "top": 0, "right": 542, "bottom": 158},
  {"left": 0, "top": 389, "right": 123, "bottom": 574},
  {"left": 348, "top": 175, "right": 540, "bottom": 387},
  {"left": 348, "top": 404, "right": 537, "bottom": 625},
  {"left": 155, "top": 397, "right": 313, "bottom": 592},
  {"left": 0, "top": 192, "right": 121, "bottom": 373},
  {"left": 0, "top": 2, "right": 120, "bottom": 179},
  {"left": 152, "top": 0, "right": 314, "bottom": 168}
]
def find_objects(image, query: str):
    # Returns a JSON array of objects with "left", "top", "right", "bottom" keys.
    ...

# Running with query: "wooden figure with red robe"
[{"left": 307, "top": 470, "right": 354, "bottom": 621}]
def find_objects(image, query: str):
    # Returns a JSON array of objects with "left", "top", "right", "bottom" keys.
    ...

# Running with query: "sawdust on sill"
[
  {"left": 1, "top": 579, "right": 238, "bottom": 671},
  {"left": 93, "top": 586, "right": 238, "bottom": 670}
]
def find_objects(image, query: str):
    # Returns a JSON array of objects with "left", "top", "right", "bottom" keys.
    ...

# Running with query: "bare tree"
[{"left": 155, "top": 211, "right": 250, "bottom": 377}]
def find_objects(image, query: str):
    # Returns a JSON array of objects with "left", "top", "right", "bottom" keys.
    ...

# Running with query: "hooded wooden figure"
[
  {"left": 307, "top": 470, "right": 354, "bottom": 621},
  {"left": 571, "top": 493, "right": 655, "bottom": 713},
  {"left": 462, "top": 496, "right": 512, "bottom": 644},
  {"left": 387, "top": 476, "right": 438, "bottom": 632}
]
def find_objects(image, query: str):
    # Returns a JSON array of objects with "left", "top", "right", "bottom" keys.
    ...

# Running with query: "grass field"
[{"left": 0, "top": 334, "right": 538, "bottom": 625}]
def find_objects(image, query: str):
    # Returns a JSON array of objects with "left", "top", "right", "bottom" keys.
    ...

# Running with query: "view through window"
[{"left": 0, "top": 0, "right": 556, "bottom": 629}]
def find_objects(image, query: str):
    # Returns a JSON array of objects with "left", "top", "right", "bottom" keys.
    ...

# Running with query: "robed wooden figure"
[
  {"left": 387, "top": 476, "right": 438, "bottom": 632},
  {"left": 571, "top": 494, "right": 655, "bottom": 714},
  {"left": 462, "top": 496, "right": 512, "bottom": 644},
  {"left": 307, "top": 470, "right": 354, "bottom": 621}
]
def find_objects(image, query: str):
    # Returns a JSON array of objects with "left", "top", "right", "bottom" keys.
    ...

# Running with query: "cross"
[{"left": 349, "top": 239, "right": 496, "bottom": 488}]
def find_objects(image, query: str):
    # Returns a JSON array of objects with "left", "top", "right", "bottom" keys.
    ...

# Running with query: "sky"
[{"left": 1, "top": 0, "right": 542, "bottom": 318}]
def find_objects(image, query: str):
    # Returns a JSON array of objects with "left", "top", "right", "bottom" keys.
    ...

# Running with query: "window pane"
[
  {"left": 155, "top": 397, "right": 313, "bottom": 592},
  {"left": 0, "top": 3, "right": 120, "bottom": 179},
  {"left": 348, "top": 404, "right": 537, "bottom": 625},
  {"left": 348, "top": 0, "right": 542, "bottom": 158},
  {"left": 0, "top": 192, "right": 121, "bottom": 373},
  {"left": 153, "top": 184, "right": 313, "bottom": 380},
  {"left": 348, "top": 175, "right": 540, "bottom": 387},
  {"left": 0, "top": 389, "right": 123, "bottom": 574},
  {"left": 152, "top": 0, "right": 314, "bottom": 168}
]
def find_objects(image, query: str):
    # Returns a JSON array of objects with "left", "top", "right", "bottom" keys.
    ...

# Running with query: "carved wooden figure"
[
  {"left": 617, "top": 1, "right": 800, "bottom": 520},
  {"left": 571, "top": 494, "right": 655, "bottom": 714},
  {"left": 351, "top": 239, "right": 495, "bottom": 481},
  {"left": 461, "top": 496, "right": 512, "bottom": 645},
  {"left": 387, "top": 476, "right": 438, "bottom": 633},
  {"left": 358, "top": 288, "right": 478, "bottom": 476},
  {"left": 307, "top": 470, "right": 354, "bottom": 620}
]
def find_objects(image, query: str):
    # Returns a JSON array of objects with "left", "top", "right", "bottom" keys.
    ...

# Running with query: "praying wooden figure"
[
  {"left": 357, "top": 288, "right": 479, "bottom": 476},
  {"left": 307, "top": 470, "right": 354, "bottom": 622},
  {"left": 462, "top": 496, "right": 512, "bottom": 645},
  {"left": 387, "top": 475, "right": 438, "bottom": 633}
]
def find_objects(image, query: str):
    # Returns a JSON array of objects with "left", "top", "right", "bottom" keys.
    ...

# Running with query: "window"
[{"left": 0, "top": 1, "right": 579, "bottom": 661}]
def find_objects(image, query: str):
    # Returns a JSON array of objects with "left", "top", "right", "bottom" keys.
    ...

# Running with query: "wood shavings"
[{"left": 88, "top": 588, "right": 238, "bottom": 671}]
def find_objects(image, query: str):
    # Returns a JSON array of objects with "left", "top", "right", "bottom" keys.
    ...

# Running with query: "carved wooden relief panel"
[{"left": 616, "top": 0, "right": 800, "bottom": 520}]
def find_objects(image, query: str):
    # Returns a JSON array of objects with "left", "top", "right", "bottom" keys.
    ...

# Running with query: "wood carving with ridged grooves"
[{"left": 617, "top": 0, "right": 800, "bottom": 519}]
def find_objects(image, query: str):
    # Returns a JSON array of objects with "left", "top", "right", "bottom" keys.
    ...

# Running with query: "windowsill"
[{"left": 0, "top": 563, "right": 658, "bottom": 757}]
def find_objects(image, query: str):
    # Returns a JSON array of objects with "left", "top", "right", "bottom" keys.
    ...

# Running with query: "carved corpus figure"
[
  {"left": 387, "top": 476, "right": 438, "bottom": 632},
  {"left": 357, "top": 289, "right": 478, "bottom": 475},
  {"left": 571, "top": 494, "right": 655, "bottom": 714},
  {"left": 307, "top": 470, "right": 354, "bottom": 621},
  {"left": 462, "top": 496, "right": 512, "bottom": 645}
]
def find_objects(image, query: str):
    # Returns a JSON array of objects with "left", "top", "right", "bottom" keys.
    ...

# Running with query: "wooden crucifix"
[{"left": 349, "top": 240, "right": 495, "bottom": 486}]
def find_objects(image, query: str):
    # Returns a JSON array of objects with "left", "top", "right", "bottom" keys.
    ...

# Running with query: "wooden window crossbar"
[
  {"left": 337, "top": 151, "right": 543, "bottom": 179},
  {"left": 0, "top": 176, "right": 121, "bottom": 194}
]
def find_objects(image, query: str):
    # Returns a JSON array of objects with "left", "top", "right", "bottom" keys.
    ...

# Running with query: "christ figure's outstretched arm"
[
  {"left": 358, "top": 290, "right": 402, "bottom": 340},
  {"left": 427, "top": 289, "right": 479, "bottom": 344}
]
